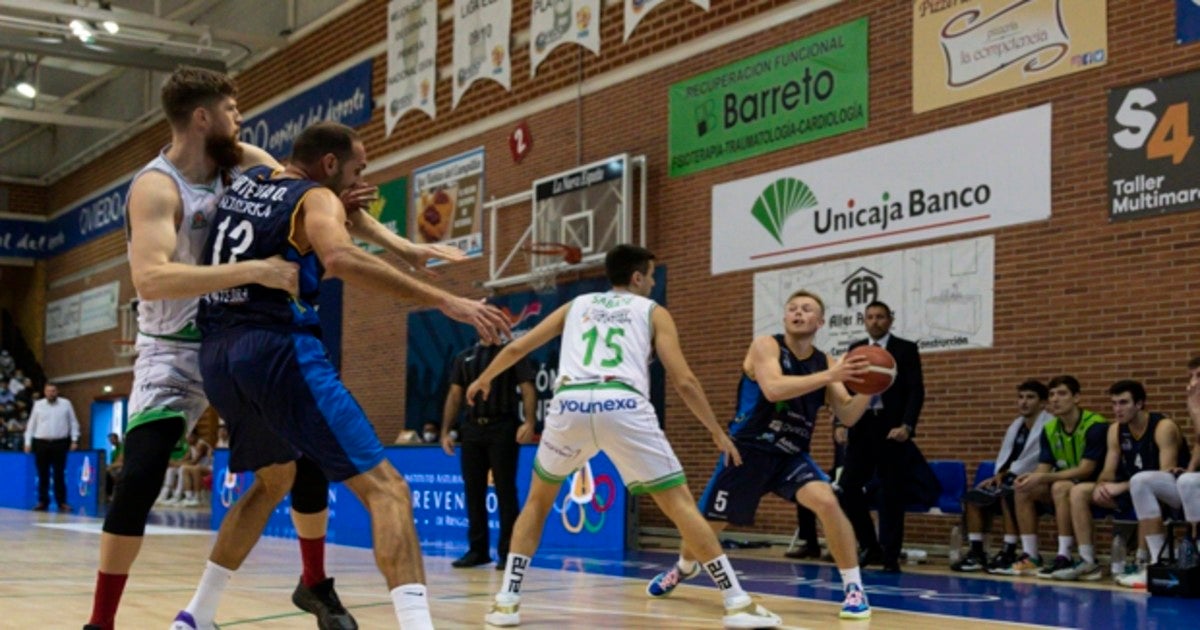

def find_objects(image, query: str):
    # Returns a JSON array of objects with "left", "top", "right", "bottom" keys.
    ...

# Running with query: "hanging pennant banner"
[
  {"left": 386, "top": 0, "right": 438, "bottom": 134},
  {"left": 530, "top": 0, "right": 600, "bottom": 76},
  {"left": 453, "top": 0, "right": 512, "bottom": 108},
  {"left": 625, "top": 0, "right": 708, "bottom": 41}
]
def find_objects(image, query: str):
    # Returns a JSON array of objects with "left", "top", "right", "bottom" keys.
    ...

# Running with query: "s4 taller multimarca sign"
[
  {"left": 711, "top": 104, "right": 1051, "bottom": 274},
  {"left": 1108, "top": 69, "right": 1200, "bottom": 221}
]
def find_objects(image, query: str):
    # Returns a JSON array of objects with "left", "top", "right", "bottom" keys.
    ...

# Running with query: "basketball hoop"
[
  {"left": 110, "top": 339, "right": 138, "bottom": 365},
  {"left": 520, "top": 242, "right": 582, "bottom": 294}
]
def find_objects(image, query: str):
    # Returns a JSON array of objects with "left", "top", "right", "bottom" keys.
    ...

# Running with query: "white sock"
[
  {"left": 184, "top": 560, "right": 233, "bottom": 628},
  {"left": 1003, "top": 534, "right": 1018, "bottom": 545},
  {"left": 1147, "top": 534, "right": 1166, "bottom": 563},
  {"left": 1057, "top": 536, "right": 1074, "bottom": 557},
  {"left": 968, "top": 533, "right": 984, "bottom": 542},
  {"left": 677, "top": 553, "right": 698, "bottom": 574},
  {"left": 391, "top": 583, "right": 433, "bottom": 630},
  {"left": 499, "top": 553, "right": 531, "bottom": 598},
  {"left": 701, "top": 555, "right": 747, "bottom": 605},
  {"left": 1021, "top": 534, "right": 1040, "bottom": 558},
  {"left": 1079, "top": 544, "right": 1095, "bottom": 564},
  {"left": 839, "top": 567, "right": 863, "bottom": 591}
]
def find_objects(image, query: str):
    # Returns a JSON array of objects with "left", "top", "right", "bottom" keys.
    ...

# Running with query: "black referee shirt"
[{"left": 450, "top": 343, "right": 535, "bottom": 422}]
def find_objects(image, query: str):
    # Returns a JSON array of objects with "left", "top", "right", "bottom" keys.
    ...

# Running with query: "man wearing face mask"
[{"left": 441, "top": 339, "right": 538, "bottom": 570}]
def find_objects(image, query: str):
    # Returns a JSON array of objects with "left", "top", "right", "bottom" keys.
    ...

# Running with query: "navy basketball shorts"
[
  {"left": 199, "top": 328, "right": 385, "bottom": 482},
  {"left": 697, "top": 448, "right": 830, "bottom": 526}
]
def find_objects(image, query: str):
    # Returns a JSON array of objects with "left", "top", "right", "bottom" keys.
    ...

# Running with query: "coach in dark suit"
[{"left": 837, "top": 300, "right": 925, "bottom": 572}]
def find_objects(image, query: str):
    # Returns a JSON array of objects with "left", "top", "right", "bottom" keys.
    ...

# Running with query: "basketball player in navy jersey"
[
  {"left": 1056, "top": 380, "right": 1188, "bottom": 581},
  {"left": 168, "top": 121, "right": 509, "bottom": 630},
  {"left": 646, "top": 289, "right": 876, "bottom": 619}
]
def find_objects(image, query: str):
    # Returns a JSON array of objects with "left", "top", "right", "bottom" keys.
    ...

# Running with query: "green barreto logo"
[{"left": 751, "top": 177, "right": 818, "bottom": 244}]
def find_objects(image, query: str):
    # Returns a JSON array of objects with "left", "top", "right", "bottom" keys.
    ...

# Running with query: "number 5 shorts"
[{"left": 533, "top": 383, "right": 686, "bottom": 496}]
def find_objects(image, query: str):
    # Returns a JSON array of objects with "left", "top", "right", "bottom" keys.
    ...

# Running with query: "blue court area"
[{"left": 512, "top": 549, "right": 1200, "bottom": 629}]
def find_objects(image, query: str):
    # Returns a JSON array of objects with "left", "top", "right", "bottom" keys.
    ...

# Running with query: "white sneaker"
[
  {"left": 1116, "top": 568, "right": 1147, "bottom": 589},
  {"left": 722, "top": 596, "right": 781, "bottom": 629},
  {"left": 484, "top": 596, "right": 519, "bottom": 627},
  {"left": 182, "top": 496, "right": 200, "bottom": 507}
]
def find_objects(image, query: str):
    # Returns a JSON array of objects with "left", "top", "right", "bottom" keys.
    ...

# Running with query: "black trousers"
[
  {"left": 32, "top": 437, "right": 70, "bottom": 506},
  {"left": 838, "top": 431, "right": 910, "bottom": 564},
  {"left": 460, "top": 420, "right": 521, "bottom": 559}
]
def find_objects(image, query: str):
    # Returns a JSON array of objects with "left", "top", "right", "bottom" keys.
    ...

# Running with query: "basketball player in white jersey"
[
  {"left": 466, "top": 245, "right": 782, "bottom": 628},
  {"left": 85, "top": 67, "right": 472, "bottom": 630}
]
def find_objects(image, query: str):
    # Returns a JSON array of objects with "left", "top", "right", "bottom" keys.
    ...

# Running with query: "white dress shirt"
[{"left": 24, "top": 397, "right": 81, "bottom": 447}]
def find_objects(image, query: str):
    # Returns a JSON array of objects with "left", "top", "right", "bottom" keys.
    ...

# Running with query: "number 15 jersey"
[
  {"left": 198, "top": 165, "right": 323, "bottom": 335},
  {"left": 559, "top": 291, "right": 657, "bottom": 399}
]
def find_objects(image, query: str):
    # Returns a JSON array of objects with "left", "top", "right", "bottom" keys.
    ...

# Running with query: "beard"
[{"left": 205, "top": 131, "right": 243, "bottom": 171}]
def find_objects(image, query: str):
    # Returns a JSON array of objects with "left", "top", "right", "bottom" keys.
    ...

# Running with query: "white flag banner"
[
  {"left": 624, "top": 0, "right": 708, "bottom": 41},
  {"left": 453, "top": 0, "right": 512, "bottom": 108},
  {"left": 385, "top": 0, "right": 438, "bottom": 134},
  {"left": 530, "top": 0, "right": 601, "bottom": 76}
]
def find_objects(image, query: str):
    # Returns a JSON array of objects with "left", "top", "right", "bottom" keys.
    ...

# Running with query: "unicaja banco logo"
[{"left": 751, "top": 178, "right": 818, "bottom": 245}]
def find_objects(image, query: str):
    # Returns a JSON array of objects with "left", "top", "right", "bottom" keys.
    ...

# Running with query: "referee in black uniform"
[{"left": 440, "top": 340, "right": 538, "bottom": 570}]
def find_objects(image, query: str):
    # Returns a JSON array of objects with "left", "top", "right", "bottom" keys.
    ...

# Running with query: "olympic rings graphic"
[{"left": 556, "top": 462, "right": 616, "bottom": 535}]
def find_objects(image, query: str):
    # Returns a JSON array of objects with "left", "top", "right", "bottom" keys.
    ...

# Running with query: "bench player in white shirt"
[{"left": 466, "top": 244, "right": 783, "bottom": 628}]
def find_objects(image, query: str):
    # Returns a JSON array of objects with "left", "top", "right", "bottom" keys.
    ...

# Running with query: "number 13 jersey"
[
  {"left": 559, "top": 291, "right": 657, "bottom": 399},
  {"left": 198, "top": 165, "right": 323, "bottom": 335}
]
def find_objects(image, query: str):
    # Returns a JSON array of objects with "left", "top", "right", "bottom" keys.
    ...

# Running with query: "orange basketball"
[{"left": 845, "top": 344, "right": 897, "bottom": 396}]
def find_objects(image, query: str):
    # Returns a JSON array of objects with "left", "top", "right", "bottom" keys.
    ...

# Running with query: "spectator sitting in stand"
[
  {"left": 0, "top": 349, "right": 14, "bottom": 376},
  {"left": 8, "top": 369, "right": 27, "bottom": 397}
]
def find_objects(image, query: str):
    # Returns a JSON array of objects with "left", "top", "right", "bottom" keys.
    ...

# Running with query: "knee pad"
[
  {"left": 290, "top": 456, "right": 330, "bottom": 514},
  {"left": 103, "top": 418, "right": 186, "bottom": 536}
]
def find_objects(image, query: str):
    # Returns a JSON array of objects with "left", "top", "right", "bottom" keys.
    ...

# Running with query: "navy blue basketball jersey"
[
  {"left": 729, "top": 335, "right": 828, "bottom": 455},
  {"left": 198, "top": 165, "right": 324, "bottom": 334},
  {"left": 1117, "top": 413, "right": 1190, "bottom": 480}
]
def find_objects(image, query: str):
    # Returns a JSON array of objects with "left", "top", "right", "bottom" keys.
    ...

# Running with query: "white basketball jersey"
[
  {"left": 559, "top": 291, "right": 657, "bottom": 398},
  {"left": 126, "top": 149, "right": 227, "bottom": 340}
]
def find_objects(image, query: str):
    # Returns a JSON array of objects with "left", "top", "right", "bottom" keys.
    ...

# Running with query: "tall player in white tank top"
[{"left": 465, "top": 245, "right": 783, "bottom": 629}]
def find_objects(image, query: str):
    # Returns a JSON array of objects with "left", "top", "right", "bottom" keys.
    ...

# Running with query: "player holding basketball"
[
  {"left": 466, "top": 245, "right": 783, "bottom": 628},
  {"left": 169, "top": 121, "right": 509, "bottom": 630},
  {"left": 646, "top": 289, "right": 877, "bottom": 620}
]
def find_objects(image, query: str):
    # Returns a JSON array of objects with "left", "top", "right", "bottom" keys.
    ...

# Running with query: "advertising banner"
[
  {"left": 45, "top": 281, "right": 121, "bottom": 344},
  {"left": 1180, "top": 0, "right": 1200, "bottom": 44},
  {"left": 1108, "top": 69, "right": 1200, "bottom": 220},
  {"left": 386, "top": 0, "right": 438, "bottom": 133},
  {"left": 530, "top": 0, "right": 601, "bottom": 76},
  {"left": 754, "top": 236, "right": 994, "bottom": 355},
  {"left": 213, "top": 446, "right": 631, "bottom": 554},
  {"left": 711, "top": 104, "right": 1051, "bottom": 274},
  {"left": 668, "top": 18, "right": 868, "bottom": 177},
  {"left": 912, "top": 0, "right": 1107, "bottom": 112},
  {"left": 453, "top": 0, "right": 512, "bottom": 107},
  {"left": 412, "top": 148, "right": 485, "bottom": 258},
  {"left": 356, "top": 177, "right": 408, "bottom": 254}
]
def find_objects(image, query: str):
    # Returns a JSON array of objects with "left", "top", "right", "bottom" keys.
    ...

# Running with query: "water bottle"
[
  {"left": 1111, "top": 533, "right": 1126, "bottom": 576},
  {"left": 948, "top": 525, "right": 962, "bottom": 564}
]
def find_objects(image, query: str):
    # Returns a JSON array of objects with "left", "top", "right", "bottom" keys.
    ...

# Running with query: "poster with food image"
[{"left": 411, "top": 147, "right": 485, "bottom": 261}]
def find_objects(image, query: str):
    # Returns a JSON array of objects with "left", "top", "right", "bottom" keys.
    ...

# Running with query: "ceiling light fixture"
[
  {"left": 15, "top": 81, "right": 36, "bottom": 98},
  {"left": 69, "top": 19, "right": 95, "bottom": 44},
  {"left": 102, "top": 20, "right": 119, "bottom": 34}
]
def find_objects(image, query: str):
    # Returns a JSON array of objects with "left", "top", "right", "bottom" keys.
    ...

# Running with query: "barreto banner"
[
  {"left": 625, "top": 0, "right": 708, "bottom": 41},
  {"left": 710, "top": 104, "right": 1051, "bottom": 274},
  {"left": 412, "top": 148, "right": 485, "bottom": 258},
  {"left": 668, "top": 18, "right": 868, "bottom": 177},
  {"left": 912, "top": 0, "right": 1107, "bottom": 113},
  {"left": 453, "top": 0, "right": 512, "bottom": 108},
  {"left": 530, "top": 0, "right": 601, "bottom": 76},
  {"left": 1108, "top": 69, "right": 1200, "bottom": 221},
  {"left": 385, "top": 0, "right": 438, "bottom": 134},
  {"left": 1179, "top": 0, "right": 1200, "bottom": 44},
  {"left": 754, "top": 236, "right": 994, "bottom": 355}
]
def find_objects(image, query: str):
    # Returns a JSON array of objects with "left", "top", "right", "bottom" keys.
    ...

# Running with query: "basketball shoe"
[{"left": 646, "top": 561, "right": 701, "bottom": 597}]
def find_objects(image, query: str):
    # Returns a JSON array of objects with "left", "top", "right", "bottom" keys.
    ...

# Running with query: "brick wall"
[
  {"left": 0, "top": 184, "right": 47, "bottom": 215},
  {"left": 36, "top": 1, "right": 1200, "bottom": 550}
]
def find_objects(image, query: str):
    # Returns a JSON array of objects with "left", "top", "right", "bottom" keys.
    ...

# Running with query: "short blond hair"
[{"left": 786, "top": 289, "right": 825, "bottom": 315}]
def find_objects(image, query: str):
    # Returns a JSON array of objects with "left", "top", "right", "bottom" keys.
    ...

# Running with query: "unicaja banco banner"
[{"left": 710, "top": 105, "right": 1051, "bottom": 274}]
